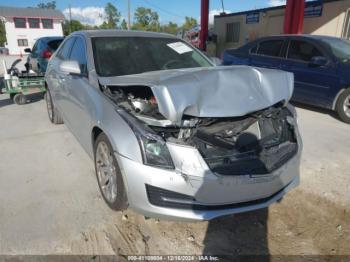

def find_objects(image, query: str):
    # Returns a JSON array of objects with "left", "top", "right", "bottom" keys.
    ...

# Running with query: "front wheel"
[
  {"left": 94, "top": 133, "right": 128, "bottom": 211},
  {"left": 45, "top": 89, "right": 63, "bottom": 124},
  {"left": 336, "top": 88, "right": 350, "bottom": 124}
]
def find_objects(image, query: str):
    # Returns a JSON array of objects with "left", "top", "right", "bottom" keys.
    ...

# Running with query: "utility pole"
[
  {"left": 200, "top": 0, "right": 209, "bottom": 51},
  {"left": 221, "top": 0, "right": 225, "bottom": 13},
  {"left": 127, "top": 0, "right": 131, "bottom": 30},
  {"left": 69, "top": 4, "right": 72, "bottom": 34}
]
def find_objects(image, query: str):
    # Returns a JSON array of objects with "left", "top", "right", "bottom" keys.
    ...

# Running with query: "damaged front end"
[{"left": 103, "top": 84, "right": 298, "bottom": 177}]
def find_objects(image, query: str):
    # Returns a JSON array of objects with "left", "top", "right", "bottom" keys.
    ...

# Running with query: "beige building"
[{"left": 213, "top": 0, "right": 350, "bottom": 56}]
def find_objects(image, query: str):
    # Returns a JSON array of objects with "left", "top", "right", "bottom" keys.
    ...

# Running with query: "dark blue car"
[
  {"left": 24, "top": 36, "right": 64, "bottom": 74},
  {"left": 222, "top": 35, "right": 350, "bottom": 123}
]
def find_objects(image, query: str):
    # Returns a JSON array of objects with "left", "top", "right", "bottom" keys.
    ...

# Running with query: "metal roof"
[{"left": 0, "top": 6, "right": 65, "bottom": 20}]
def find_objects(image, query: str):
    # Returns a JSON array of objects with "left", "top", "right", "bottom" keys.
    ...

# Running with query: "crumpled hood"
[{"left": 99, "top": 66, "right": 294, "bottom": 123}]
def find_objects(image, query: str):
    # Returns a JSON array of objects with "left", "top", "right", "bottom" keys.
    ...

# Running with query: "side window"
[
  {"left": 56, "top": 38, "right": 76, "bottom": 60},
  {"left": 17, "top": 39, "right": 28, "bottom": 47},
  {"left": 36, "top": 40, "right": 44, "bottom": 52},
  {"left": 256, "top": 40, "right": 284, "bottom": 57},
  {"left": 31, "top": 42, "right": 38, "bottom": 53},
  {"left": 69, "top": 38, "right": 87, "bottom": 74},
  {"left": 287, "top": 40, "right": 323, "bottom": 62},
  {"left": 250, "top": 44, "right": 258, "bottom": 54}
]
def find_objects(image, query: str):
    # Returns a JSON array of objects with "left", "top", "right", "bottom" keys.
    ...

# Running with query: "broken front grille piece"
[{"left": 194, "top": 107, "right": 298, "bottom": 176}]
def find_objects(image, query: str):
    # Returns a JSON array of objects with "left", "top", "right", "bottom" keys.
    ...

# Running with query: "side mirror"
[
  {"left": 210, "top": 57, "right": 222, "bottom": 66},
  {"left": 24, "top": 48, "right": 31, "bottom": 53},
  {"left": 59, "top": 60, "right": 81, "bottom": 75},
  {"left": 310, "top": 56, "right": 328, "bottom": 67}
]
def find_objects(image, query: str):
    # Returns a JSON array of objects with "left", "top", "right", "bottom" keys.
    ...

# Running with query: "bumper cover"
[{"left": 115, "top": 144, "right": 301, "bottom": 221}]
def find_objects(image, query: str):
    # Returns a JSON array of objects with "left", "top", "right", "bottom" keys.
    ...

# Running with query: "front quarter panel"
[{"left": 91, "top": 92, "right": 143, "bottom": 164}]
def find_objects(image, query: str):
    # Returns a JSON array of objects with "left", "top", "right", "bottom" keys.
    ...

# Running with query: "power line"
[{"left": 142, "top": 0, "right": 187, "bottom": 19}]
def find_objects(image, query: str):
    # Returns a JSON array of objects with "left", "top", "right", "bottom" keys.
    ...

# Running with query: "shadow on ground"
[
  {"left": 0, "top": 97, "right": 12, "bottom": 108},
  {"left": 291, "top": 101, "right": 339, "bottom": 120},
  {"left": 0, "top": 93, "right": 44, "bottom": 109},
  {"left": 202, "top": 208, "right": 269, "bottom": 260}
]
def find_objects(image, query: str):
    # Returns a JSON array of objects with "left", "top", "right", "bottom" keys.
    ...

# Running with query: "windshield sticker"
[{"left": 167, "top": 42, "right": 193, "bottom": 54}]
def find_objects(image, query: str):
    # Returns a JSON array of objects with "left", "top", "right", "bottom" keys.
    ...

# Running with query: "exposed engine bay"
[{"left": 104, "top": 85, "right": 298, "bottom": 176}]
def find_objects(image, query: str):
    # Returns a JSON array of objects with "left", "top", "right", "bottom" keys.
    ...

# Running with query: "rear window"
[
  {"left": 47, "top": 39, "right": 63, "bottom": 51},
  {"left": 256, "top": 40, "right": 284, "bottom": 57}
]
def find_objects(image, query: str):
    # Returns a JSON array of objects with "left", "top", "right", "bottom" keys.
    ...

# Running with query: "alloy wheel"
[
  {"left": 95, "top": 141, "right": 117, "bottom": 203},
  {"left": 343, "top": 94, "right": 350, "bottom": 118},
  {"left": 46, "top": 92, "right": 53, "bottom": 121}
]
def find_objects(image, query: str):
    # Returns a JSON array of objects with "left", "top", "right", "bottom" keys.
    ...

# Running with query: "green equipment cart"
[{"left": 0, "top": 59, "right": 46, "bottom": 105}]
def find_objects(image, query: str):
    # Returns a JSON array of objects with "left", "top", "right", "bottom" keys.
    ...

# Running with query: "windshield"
[
  {"left": 321, "top": 38, "right": 350, "bottom": 63},
  {"left": 92, "top": 37, "right": 213, "bottom": 77}
]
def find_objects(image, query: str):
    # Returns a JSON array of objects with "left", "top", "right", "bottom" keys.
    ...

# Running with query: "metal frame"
[{"left": 2, "top": 74, "right": 46, "bottom": 99}]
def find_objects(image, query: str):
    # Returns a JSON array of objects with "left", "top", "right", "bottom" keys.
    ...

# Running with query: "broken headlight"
[
  {"left": 139, "top": 134, "right": 174, "bottom": 169},
  {"left": 117, "top": 109, "right": 174, "bottom": 169}
]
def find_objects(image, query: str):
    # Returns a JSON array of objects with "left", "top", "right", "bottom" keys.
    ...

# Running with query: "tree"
[
  {"left": 62, "top": 19, "right": 84, "bottom": 35},
  {"left": 99, "top": 22, "right": 110, "bottom": 30},
  {"left": 0, "top": 21, "right": 6, "bottom": 46},
  {"left": 37, "top": 1, "right": 56, "bottom": 9},
  {"left": 120, "top": 19, "right": 128, "bottom": 30},
  {"left": 103, "top": 2, "right": 121, "bottom": 29},
  {"left": 133, "top": 7, "right": 159, "bottom": 32},
  {"left": 182, "top": 16, "right": 197, "bottom": 31},
  {"left": 160, "top": 22, "right": 178, "bottom": 35},
  {"left": 84, "top": 24, "right": 99, "bottom": 30}
]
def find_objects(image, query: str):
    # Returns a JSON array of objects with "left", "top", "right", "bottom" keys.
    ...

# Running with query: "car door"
[
  {"left": 249, "top": 39, "right": 286, "bottom": 69},
  {"left": 61, "top": 36, "right": 93, "bottom": 150},
  {"left": 47, "top": 37, "right": 76, "bottom": 120},
  {"left": 281, "top": 39, "right": 340, "bottom": 107}
]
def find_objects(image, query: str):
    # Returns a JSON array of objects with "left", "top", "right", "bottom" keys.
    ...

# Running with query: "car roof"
[
  {"left": 70, "top": 30, "right": 179, "bottom": 40},
  {"left": 257, "top": 34, "right": 342, "bottom": 41},
  {"left": 37, "top": 36, "right": 64, "bottom": 42}
]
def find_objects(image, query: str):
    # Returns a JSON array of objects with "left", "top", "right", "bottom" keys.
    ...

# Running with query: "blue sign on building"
[{"left": 246, "top": 12, "right": 260, "bottom": 24}]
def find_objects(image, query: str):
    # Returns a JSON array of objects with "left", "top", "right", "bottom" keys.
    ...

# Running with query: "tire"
[
  {"left": 45, "top": 89, "right": 63, "bottom": 124},
  {"left": 335, "top": 88, "right": 350, "bottom": 124},
  {"left": 94, "top": 133, "right": 128, "bottom": 211},
  {"left": 13, "top": 93, "right": 26, "bottom": 105}
]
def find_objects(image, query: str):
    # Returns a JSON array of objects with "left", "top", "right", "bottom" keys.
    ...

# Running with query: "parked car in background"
[
  {"left": 222, "top": 35, "right": 350, "bottom": 123},
  {"left": 24, "top": 36, "right": 64, "bottom": 74},
  {"left": 0, "top": 47, "right": 9, "bottom": 55},
  {"left": 45, "top": 30, "right": 302, "bottom": 221}
]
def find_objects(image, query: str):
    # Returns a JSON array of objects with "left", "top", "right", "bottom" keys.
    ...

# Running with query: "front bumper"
[{"left": 116, "top": 142, "right": 301, "bottom": 221}]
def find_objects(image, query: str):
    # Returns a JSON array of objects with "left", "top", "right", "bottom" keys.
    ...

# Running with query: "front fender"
[{"left": 92, "top": 94, "right": 143, "bottom": 164}]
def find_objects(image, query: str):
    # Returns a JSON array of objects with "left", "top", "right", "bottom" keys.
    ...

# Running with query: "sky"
[{"left": 0, "top": 0, "right": 288, "bottom": 25}]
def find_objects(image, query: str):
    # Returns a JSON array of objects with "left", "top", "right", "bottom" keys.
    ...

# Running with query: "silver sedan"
[{"left": 45, "top": 30, "right": 302, "bottom": 221}]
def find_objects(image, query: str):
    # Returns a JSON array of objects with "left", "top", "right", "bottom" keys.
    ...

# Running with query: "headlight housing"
[
  {"left": 117, "top": 109, "right": 174, "bottom": 169},
  {"left": 139, "top": 133, "right": 174, "bottom": 169}
]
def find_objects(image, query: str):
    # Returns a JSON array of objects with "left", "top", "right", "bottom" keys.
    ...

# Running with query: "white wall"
[{"left": 4, "top": 18, "right": 63, "bottom": 55}]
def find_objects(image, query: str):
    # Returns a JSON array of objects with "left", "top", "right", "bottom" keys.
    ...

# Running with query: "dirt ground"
[{"left": 0, "top": 74, "right": 349, "bottom": 258}]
